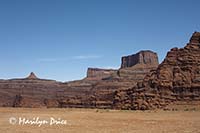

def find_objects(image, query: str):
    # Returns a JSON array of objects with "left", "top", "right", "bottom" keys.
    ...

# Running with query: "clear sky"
[{"left": 0, "top": 0, "right": 199, "bottom": 81}]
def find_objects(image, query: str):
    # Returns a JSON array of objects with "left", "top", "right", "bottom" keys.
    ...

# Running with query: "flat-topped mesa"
[
  {"left": 86, "top": 68, "right": 117, "bottom": 80},
  {"left": 118, "top": 50, "right": 159, "bottom": 81},
  {"left": 26, "top": 72, "right": 38, "bottom": 80},
  {"left": 121, "top": 50, "right": 159, "bottom": 68}
]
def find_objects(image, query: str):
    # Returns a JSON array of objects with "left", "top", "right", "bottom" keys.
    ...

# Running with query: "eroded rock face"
[
  {"left": 0, "top": 78, "right": 64, "bottom": 107},
  {"left": 114, "top": 32, "right": 200, "bottom": 110},
  {"left": 190, "top": 31, "right": 200, "bottom": 44},
  {"left": 118, "top": 50, "right": 159, "bottom": 81},
  {"left": 83, "top": 51, "right": 159, "bottom": 108},
  {"left": 121, "top": 50, "right": 159, "bottom": 68}
]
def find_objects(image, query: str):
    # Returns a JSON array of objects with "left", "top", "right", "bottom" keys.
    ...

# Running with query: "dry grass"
[{"left": 0, "top": 108, "right": 200, "bottom": 133}]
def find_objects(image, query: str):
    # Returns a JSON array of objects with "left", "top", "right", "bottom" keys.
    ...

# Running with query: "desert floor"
[{"left": 0, "top": 107, "right": 200, "bottom": 133}]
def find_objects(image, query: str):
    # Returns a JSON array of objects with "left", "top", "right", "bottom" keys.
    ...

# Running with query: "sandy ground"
[{"left": 0, "top": 108, "right": 200, "bottom": 133}]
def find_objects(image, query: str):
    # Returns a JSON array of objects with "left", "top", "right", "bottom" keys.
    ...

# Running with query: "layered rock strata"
[
  {"left": 0, "top": 50, "right": 158, "bottom": 108},
  {"left": 86, "top": 68, "right": 117, "bottom": 80},
  {"left": 114, "top": 32, "right": 200, "bottom": 110},
  {"left": 2, "top": 32, "right": 198, "bottom": 110}
]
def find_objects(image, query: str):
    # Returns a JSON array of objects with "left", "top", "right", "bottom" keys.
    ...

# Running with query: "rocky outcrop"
[
  {"left": 190, "top": 31, "right": 200, "bottom": 44},
  {"left": 121, "top": 50, "right": 159, "bottom": 68},
  {"left": 114, "top": 32, "right": 200, "bottom": 110},
  {"left": 118, "top": 50, "right": 159, "bottom": 81}
]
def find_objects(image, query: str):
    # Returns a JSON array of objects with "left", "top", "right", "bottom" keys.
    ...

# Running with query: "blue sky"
[{"left": 0, "top": 0, "right": 199, "bottom": 81}]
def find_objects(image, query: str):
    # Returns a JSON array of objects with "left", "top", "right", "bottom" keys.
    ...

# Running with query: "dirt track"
[{"left": 0, "top": 108, "right": 200, "bottom": 133}]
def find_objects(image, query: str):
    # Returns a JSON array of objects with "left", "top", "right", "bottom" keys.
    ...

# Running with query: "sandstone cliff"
[
  {"left": 118, "top": 50, "right": 159, "bottom": 81},
  {"left": 114, "top": 32, "right": 200, "bottom": 110},
  {"left": 121, "top": 50, "right": 158, "bottom": 68}
]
